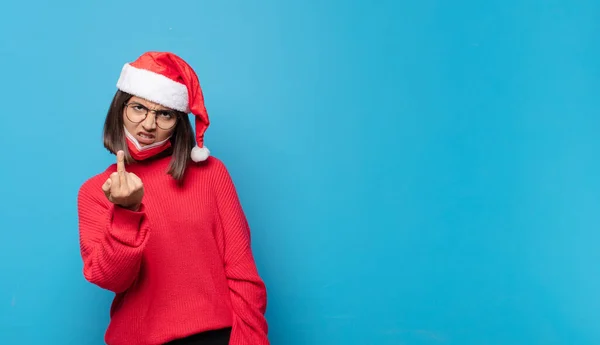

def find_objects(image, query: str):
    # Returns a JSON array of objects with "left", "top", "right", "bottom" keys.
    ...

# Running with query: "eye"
[
  {"left": 133, "top": 105, "right": 145, "bottom": 111},
  {"left": 157, "top": 111, "right": 173, "bottom": 119}
]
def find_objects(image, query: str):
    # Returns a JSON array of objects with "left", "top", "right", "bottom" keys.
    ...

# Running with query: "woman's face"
[{"left": 123, "top": 96, "right": 178, "bottom": 146}]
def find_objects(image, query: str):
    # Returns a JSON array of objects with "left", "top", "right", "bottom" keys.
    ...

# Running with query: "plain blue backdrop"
[{"left": 1, "top": 0, "right": 599, "bottom": 344}]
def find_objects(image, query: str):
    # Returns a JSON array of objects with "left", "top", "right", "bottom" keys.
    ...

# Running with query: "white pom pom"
[{"left": 191, "top": 145, "right": 210, "bottom": 162}]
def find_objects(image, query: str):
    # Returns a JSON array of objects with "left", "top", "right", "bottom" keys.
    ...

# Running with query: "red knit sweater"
[{"left": 77, "top": 155, "right": 269, "bottom": 345}]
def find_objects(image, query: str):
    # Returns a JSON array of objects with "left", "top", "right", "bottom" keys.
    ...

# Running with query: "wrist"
[{"left": 117, "top": 203, "right": 141, "bottom": 212}]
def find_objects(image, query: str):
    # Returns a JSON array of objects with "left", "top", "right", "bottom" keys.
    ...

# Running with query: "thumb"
[{"left": 102, "top": 178, "right": 112, "bottom": 196}]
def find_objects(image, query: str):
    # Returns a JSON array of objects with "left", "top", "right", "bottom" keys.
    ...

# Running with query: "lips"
[{"left": 136, "top": 132, "right": 155, "bottom": 145}]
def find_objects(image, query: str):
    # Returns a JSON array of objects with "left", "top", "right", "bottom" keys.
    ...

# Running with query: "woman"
[{"left": 77, "top": 51, "right": 270, "bottom": 345}]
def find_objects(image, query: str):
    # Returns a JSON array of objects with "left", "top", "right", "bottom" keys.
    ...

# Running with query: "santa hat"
[{"left": 116, "top": 51, "right": 210, "bottom": 162}]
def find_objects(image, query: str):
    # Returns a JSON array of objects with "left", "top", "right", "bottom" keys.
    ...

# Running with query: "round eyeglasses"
[{"left": 124, "top": 102, "right": 178, "bottom": 130}]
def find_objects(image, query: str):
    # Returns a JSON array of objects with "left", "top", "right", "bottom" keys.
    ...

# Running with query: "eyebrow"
[{"left": 130, "top": 101, "right": 171, "bottom": 112}]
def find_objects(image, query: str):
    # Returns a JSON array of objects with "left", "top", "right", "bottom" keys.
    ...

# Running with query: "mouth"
[{"left": 136, "top": 132, "right": 156, "bottom": 145}]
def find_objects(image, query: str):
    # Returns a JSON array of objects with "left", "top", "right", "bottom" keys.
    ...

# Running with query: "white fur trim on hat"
[
  {"left": 116, "top": 64, "right": 190, "bottom": 113},
  {"left": 191, "top": 145, "right": 210, "bottom": 162}
]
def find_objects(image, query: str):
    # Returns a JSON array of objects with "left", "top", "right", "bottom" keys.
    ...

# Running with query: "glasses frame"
[{"left": 123, "top": 102, "right": 179, "bottom": 130}]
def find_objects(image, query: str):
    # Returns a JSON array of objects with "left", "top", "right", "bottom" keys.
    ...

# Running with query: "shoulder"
[
  {"left": 187, "top": 155, "right": 229, "bottom": 176},
  {"left": 186, "top": 155, "right": 235, "bottom": 185}
]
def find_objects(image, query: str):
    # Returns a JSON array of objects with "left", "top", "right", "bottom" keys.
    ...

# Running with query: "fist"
[{"left": 102, "top": 150, "right": 144, "bottom": 211}]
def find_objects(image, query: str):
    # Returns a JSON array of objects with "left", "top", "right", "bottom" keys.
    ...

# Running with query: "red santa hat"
[{"left": 116, "top": 51, "right": 210, "bottom": 162}]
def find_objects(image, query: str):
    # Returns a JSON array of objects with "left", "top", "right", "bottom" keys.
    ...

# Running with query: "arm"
[
  {"left": 77, "top": 179, "right": 150, "bottom": 293},
  {"left": 212, "top": 160, "right": 270, "bottom": 345}
]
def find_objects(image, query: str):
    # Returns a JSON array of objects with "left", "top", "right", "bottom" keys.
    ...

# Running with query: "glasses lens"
[
  {"left": 126, "top": 104, "right": 147, "bottom": 123},
  {"left": 156, "top": 113, "right": 177, "bottom": 129}
]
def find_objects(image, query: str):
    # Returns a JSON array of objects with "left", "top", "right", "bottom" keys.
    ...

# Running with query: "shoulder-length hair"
[{"left": 102, "top": 90, "right": 195, "bottom": 180}]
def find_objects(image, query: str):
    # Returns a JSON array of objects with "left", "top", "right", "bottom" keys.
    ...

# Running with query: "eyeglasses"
[{"left": 124, "top": 102, "right": 178, "bottom": 130}]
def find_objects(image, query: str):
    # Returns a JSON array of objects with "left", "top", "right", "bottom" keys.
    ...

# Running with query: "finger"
[
  {"left": 128, "top": 172, "right": 142, "bottom": 188},
  {"left": 128, "top": 176, "right": 143, "bottom": 194},
  {"left": 101, "top": 178, "right": 112, "bottom": 193},
  {"left": 109, "top": 172, "right": 120, "bottom": 189},
  {"left": 116, "top": 150, "right": 126, "bottom": 185}
]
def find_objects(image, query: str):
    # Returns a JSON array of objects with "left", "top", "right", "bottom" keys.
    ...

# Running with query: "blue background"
[{"left": 1, "top": 0, "right": 599, "bottom": 344}]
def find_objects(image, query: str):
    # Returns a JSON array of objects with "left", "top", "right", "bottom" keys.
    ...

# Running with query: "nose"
[{"left": 141, "top": 112, "right": 157, "bottom": 131}]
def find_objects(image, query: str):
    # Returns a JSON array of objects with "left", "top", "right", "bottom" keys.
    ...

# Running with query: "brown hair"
[{"left": 102, "top": 90, "right": 195, "bottom": 180}]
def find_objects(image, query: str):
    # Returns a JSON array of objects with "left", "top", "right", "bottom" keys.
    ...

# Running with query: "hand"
[{"left": 102, "top": 150, "right": 144, "bottom": 211}]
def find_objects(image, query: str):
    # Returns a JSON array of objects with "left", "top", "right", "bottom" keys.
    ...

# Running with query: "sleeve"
[
  {"left": 77, "top": 179, "right": 150, "bottom": 293},
  {"left": 212, "top": 160, "right": 270, "bottom": 345}
]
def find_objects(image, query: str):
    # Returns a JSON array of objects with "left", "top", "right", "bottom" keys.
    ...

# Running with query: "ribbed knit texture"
[{"left": 77, "top": 156, "right": 269, "bottom": 345}]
